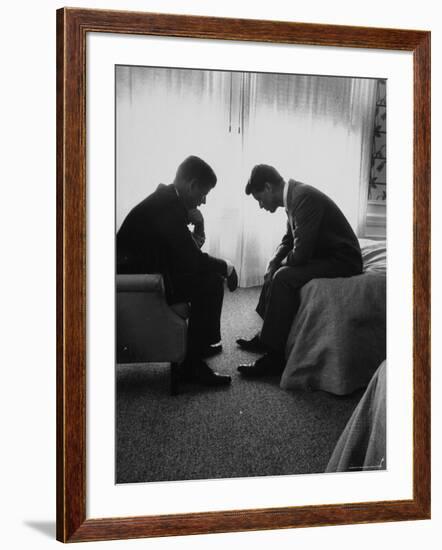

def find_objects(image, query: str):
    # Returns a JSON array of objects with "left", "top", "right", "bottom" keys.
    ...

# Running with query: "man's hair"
[
  {"left": 245, "top": 164, "right": 283, "bottom": 195},
  {"left": 176, "top": 156, "right": 217, "bottom": 189}
]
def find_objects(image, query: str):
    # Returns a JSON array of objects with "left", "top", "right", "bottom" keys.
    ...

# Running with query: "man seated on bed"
[
  {"left": 117, "top": 155, "right": 238, "bottom": 387},
  {"left": 237, "top": 164, "right": 363, "bottom": 378}
]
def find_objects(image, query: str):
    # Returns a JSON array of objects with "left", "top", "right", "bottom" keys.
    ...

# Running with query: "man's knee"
[
  {"left": 272, "top": 266, "right": 294, "bottom": 285},
  {"left": 271, "top": 265, "right": 308, "bottom": 291},
  {"left": 200, "top": 271, "right": 224, "bottom": 294}
]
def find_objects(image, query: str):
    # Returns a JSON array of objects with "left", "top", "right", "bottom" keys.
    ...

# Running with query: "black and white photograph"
[{"left": 115, "top": 65, "right": 387, "bottom": 484}]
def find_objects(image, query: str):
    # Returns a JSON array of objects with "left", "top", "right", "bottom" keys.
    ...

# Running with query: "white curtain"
[{"left": 116, "top": 67, "right": 376, "bottom": 287}]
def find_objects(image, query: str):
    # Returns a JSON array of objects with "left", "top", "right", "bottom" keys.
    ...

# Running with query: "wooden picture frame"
[{"left": 56, "top": 7, "right": 430, "bottom": 542}]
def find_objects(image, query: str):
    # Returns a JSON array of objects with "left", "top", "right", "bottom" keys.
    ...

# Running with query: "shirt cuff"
[{"left": 224, "top": 259, "right": 234, "bottom": 277}]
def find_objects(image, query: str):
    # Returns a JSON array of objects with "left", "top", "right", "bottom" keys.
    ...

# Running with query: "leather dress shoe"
[
  {"left": 200, "top": 343, "right": 223, "bottom": 359},
  {"left": 237, "top": 352, "right": 285, "bottom": 378},
  {"left": 182, "top": 359, "right": 231, "bottom": 387},
  {"left": 236, "top": 334, "right": 268, "bottom": 353}
]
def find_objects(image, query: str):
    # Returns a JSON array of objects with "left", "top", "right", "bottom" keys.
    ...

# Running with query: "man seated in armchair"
[{"left": 117, "top": 155, "right": 238, "bottom": 388}]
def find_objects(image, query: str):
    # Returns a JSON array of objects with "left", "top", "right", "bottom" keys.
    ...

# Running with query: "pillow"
[{"left": 359, "top": 239, "right": 386, "bottom": 274}]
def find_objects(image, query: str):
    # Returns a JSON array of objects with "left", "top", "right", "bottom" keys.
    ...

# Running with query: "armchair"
[{"left": 116, "top": 274, "right": 189, "bottom": 395}]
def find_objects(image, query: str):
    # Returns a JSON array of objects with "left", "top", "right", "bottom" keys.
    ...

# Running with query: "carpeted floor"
[{"left": 116, "top": 286, "right": 363, "bottom": 484}]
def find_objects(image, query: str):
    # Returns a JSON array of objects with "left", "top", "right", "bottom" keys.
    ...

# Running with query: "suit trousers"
[
  {"left": 171, "top": 271, "right": 224, "bottom": 359},
  {"left": 257, "top": 259, "right": 361, "bottom": 354}
]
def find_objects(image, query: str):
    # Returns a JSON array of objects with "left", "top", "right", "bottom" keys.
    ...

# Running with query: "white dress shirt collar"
[{"left": 283, "top": 180, "right": 289, "bottom": 211}]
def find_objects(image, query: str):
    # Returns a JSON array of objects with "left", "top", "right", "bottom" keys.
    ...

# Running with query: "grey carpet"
[{"left": 116, "top": 286, "right": 363, "bottom": 484}]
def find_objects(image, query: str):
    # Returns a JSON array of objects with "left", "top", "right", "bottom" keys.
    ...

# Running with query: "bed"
[{"left": 280, "top": 239, "right": 386, "bottom": 395}]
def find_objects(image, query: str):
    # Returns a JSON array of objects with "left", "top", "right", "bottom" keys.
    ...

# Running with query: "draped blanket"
[
  {"left": 280, "top": 240, "right": 386, "bottom": 395},
  {"left": 326, "top": 361, "right": 386, "bottom": 472}
]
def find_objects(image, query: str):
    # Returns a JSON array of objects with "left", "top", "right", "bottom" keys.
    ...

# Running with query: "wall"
[{"left": 1, "top": 1, "right": 440, "bottom": 549}]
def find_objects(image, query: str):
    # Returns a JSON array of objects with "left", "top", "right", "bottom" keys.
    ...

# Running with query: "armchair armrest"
[{"left": 116, "top": 273, "right": 165, "bottom": 293}]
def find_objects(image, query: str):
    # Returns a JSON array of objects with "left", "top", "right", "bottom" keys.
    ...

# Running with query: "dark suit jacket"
[
  {"left": 117, "top": 184, "right": 227, "bottom": 301},
  {"left": 270, "top": 179, "right": 363, "bottom": 272}
]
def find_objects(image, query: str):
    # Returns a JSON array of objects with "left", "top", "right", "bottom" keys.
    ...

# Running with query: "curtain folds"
[{"left": 117, "top": 67, "right": 377, "bottom": 287}]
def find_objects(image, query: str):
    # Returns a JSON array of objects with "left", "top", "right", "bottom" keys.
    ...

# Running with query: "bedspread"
[{"left": 280, "top": 240, "right": 386, "bottom": 395}]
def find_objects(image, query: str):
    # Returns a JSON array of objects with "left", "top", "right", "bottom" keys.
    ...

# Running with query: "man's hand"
[
  {"left": 188, "top": 208, "right": 205, "bottom": 248},
  {"left": 187, "top": 208, "right": 204, "bottom": 227},
  {"left": 227, "top": 266, "right": 238, "bottom": 292},
  {"left": 263, "top": 263, "right": 278, "bottom": 285}
]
